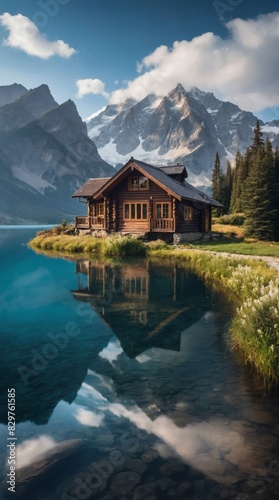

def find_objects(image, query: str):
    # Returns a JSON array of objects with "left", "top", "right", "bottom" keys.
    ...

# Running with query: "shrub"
[
  {"left": 61, "top": 219, "right": 68, "bottom": 230},
  {"left": 145, "top": 240, "right": 168, "bottom": 252},
  {"left": 216, "top": 213, "right": 246, "bottom": 226},
  {"left": 105, "top": 237, "right": 146, "bottom": 257}
]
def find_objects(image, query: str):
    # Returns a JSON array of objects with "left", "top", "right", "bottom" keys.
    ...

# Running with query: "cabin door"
[{"left": 204, "top": 208, "right": 210, "bottom": 232}]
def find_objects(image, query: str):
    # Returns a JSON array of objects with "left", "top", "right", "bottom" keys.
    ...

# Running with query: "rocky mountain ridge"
[
  {"left": 0, "top": 84, "right": 114, "bottom": 224},
  {"left": 87, "top": 84, "right": 277, "bottom": 186}
]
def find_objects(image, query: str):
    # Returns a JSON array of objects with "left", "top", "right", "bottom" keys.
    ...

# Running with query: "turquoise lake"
[{"left": 0, "top": 227, "right": 279, "bottom": 499}]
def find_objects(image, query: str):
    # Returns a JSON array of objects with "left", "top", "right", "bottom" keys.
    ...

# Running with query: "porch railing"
[
  {"left": 150, "top": 218, "right": 175, "bottom": 232},
  {"left": 75, "top": 216, "right": 105, "bottom": 229}
]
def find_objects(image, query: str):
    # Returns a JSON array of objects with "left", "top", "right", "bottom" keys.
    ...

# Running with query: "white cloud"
[
  {"left": 137, "top": 45, "right": 169, "bottom": 73},
  {"left": 0, "top": 13, "right": 76, "bottom": 59},
  {"left": 110, "top": 12, "right": 279, "bottom": 112},
  {"left": 76, "top": 78, "right": 109, "bottom": 99}
]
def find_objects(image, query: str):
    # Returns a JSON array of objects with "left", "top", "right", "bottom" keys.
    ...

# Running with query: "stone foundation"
[
  {"left": 173, "top": 232, "right": 207, "bottom": 244},
  {"left": 76, "top": 229, "right": 110, "bottom": 237}
]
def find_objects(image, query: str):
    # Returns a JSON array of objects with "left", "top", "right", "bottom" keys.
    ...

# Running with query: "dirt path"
[{"left": 175, "top": 247, "right": 279, "bottom": 274}]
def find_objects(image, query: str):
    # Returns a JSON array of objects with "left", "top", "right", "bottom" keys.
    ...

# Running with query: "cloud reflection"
[
  {"left": 75, "top": 408, "right": 104, "bottom": 427},
  {"left": 99, "top": 340, "right": 123, "bottom": 365},
  {"left": 16, "top": 435, "right": 57, "bottom": 469},
  {"left": 107, "top": 402, "right": 256, "bottom": 483}
]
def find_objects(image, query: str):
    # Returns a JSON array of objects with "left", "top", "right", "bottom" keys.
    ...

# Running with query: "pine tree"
[
  {"left": 223, "top": 160, "right": 233, "bottom": 210},
  {"left": 251, "top": 120, "right": 264, "bottom": 156},
  {"left": 273, "top": 146, "right": 279, "bottom": 239},
  {"left": 230, "top": 150, "right": 244, "bottom": 212},
  {"left": 231, "top": 121, "right": 265, "bottom": 216},
  {"left": 211, "top": 152, "right": 223, "bottom": 216},
  {"left": 243, "top": 137, "right": 278, "bottom": 241}
]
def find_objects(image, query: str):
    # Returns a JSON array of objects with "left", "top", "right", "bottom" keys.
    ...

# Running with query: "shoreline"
[{"left": 29, "top": 230, "right": 279, "bottom": 386}]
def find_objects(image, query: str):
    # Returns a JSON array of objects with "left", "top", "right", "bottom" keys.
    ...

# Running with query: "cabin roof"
[
  {"left": 130, "top": 159, "right": 223, "bottom": 207},
  {"left": 72, "top": 158, "right": 223, "bottom": 208},
  {"left": 72, "top": 177, "right": 111, "bottom": 198},
  {"left": 159, "top": 165, "right": 188, "bottom": 177}
]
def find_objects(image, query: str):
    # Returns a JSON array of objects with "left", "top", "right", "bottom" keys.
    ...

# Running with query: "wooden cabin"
[{"left": 72, "top": 158, "right": 222, "bottom": 241}]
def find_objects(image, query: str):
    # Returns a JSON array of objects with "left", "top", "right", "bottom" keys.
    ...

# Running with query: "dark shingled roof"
[
  {"left": 71, "top": 158, "right": 223, "bottom": 208},
  {"left": 132, "top": 159, "right": 223, "bottom": 207},
  {"left": 72, "top": 177, "right": 111, "bottom": 198},
  {"left": 159, "top": 165, "right": 188, "bottom": 177}
]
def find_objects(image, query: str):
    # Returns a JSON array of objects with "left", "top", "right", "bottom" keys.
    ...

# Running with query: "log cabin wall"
[
  {"left": 108, "top": 171, "right": 173, "bottom": 233},
  {"left": 176, "top": 200, "right": 204, "bottom": 233}
]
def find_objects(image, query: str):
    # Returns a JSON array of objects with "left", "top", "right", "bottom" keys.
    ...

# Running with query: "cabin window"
[
  {"left": 130, "top": 177, "right": 138, "bottom": 190},
  {"left": 156, "top": 202, "right": 170, "bottom": 219},
  {"left": 96, "top": 203, "right": 104, "bottom": 216},
  {"left": 184, "top": 206, "right": 193, "bottom": 221},
  {"left": 123, "top": 202, "right": 148, "bottom": 220},
  {"left": 124, "top": 204, "right": 130, "bottom": 219},
  {"left": 139, "top": 176, "right": 148, "bottom": 189},
  {"left": 128, "top": 176, "right": 149, "bottom": 190}
]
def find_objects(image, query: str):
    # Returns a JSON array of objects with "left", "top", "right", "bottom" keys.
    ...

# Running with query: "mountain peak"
[
  {"left": 0, "top": 83, "right": 28, "bottom": 108},
  {"left": 173, "top": 83, "right": 186, "bottom": 93},
  {"left": 0, "top": 83, "right": 114, "bottom": 223},
  {"left": 86, "top": 83, "right": 263, "bottom": 186},
  {"left": 18, "top": 84, "right": 58, "bottom": 117}
]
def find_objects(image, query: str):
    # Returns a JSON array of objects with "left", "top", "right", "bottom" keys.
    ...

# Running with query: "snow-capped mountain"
[
  {"left": 87, "top": 84, "right": 265, "bottom": 186},
  {"left": 0, "top": 84, "right": 114, "bottom": 224}
]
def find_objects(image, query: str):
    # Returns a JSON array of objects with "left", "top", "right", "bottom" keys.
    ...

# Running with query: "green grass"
[
  {"left": 184, "top": 236, "right": 279, "bottom": 257},
  {"left": 29, "top": 232, "right": 146, "bottom": 257}
]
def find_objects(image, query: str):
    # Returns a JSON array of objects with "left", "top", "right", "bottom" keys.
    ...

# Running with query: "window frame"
[
  {"left": 96, "top": 202, "right": 104, "bottom": 217},
  {"left": 128, "top": 175, "right": 149, "bottom": 191},
  {"left": 123, "top": 202, "right": 149, "bottom": 220},
  {"left": 155, "top": 202, "right": 171, "bottom": 219},
  {"left": 184, "top": 205, "right": 193, "bottom": 221}
]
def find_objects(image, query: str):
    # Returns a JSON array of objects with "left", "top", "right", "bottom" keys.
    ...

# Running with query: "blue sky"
[{"left": 0, "top": 0, "right": 279, "bottom": 120}]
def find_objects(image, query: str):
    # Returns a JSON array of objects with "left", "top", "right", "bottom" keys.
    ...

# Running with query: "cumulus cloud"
[
  {"left": 0, "top": 13, "right": 76, "bottom": 59},
  {"left": 110, "top": 12, "right": 279, "bottom": 112},
  {"left": 76, "top": 78, "right": 109, "bottom": 99}
]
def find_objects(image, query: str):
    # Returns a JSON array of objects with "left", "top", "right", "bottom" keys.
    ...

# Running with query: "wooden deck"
[
  {"left": 76, "top": 216, "right": 175, "bottom": 232},
  {"left": 75, "top": 216, "right": 105, "bottom": 230},
  {"left": 150, "top": 218, "right": 175, "bottom": 232}
]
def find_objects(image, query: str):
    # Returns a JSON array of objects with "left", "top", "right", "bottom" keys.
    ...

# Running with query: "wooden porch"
[
  {"left": 75, "top": 216, "right": 175, "bottom": 232},
  {"left": 75, "top": 216, "right": 105, "bottom": 230},
  {"left": 150, "top": 218, "right": 175, "bottom": 232}
]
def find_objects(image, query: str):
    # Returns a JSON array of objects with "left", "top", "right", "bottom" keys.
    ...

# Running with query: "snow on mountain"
[
  {"left": 0, "top": 84, "right": 114, "bottom": 223},
  {"left": 262, "top": 120, "right": 279, "bottom": 145},
  {"left": 86, "top": 84, "right": 260, "bottom": 186}
]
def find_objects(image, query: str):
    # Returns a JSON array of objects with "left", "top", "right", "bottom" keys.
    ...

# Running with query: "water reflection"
[
  {"left": 1, "top": 238, "right": 279, "bottom": 499},
  {"left": 72, "top": 259, "right": 218, "bottom": 357}
]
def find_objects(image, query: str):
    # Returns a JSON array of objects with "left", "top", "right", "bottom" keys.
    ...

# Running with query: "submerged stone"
[
  {"left": 160, "top": 458, "right": 185, "bottom": 476},
  {"left": 111, "top": 471, "right": 141, "bottom": 495},
  {"left": 126, "top": 458, "right": 148, "bottom": 474},
  {"left": 141, "top": 449, "right": 159, "bottom": 463}
]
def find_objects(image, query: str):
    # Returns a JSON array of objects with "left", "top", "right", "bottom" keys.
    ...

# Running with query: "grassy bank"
[
  {"left": 29, "top": 230, "right": 146, "bottom": 257},
  {"left": 150, "top": 247, "right": 279, "bottom": 385},
  {"left": 29, "top": 229, "right": 279, "bottom": 385}
]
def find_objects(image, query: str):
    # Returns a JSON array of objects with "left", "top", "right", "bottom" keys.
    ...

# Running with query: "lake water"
[{"left": 0, "top": 227, "right": 279, "bottom": 500}]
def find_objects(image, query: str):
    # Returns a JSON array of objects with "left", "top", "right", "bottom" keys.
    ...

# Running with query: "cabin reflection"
[{"left": 72, "top": 259, "right": 212, "bottom": 358}]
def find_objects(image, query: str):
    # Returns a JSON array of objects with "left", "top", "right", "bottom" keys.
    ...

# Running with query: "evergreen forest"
[{"left": 211, "top": 121, "right": 279, "bottom": 241}]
